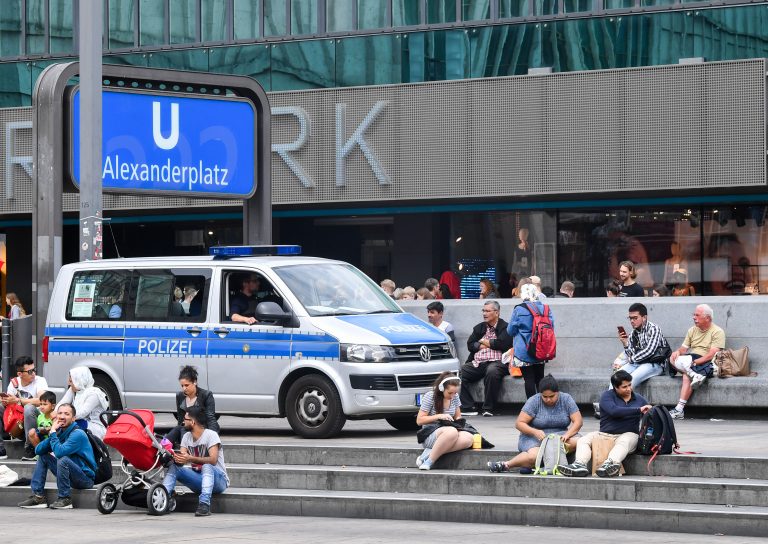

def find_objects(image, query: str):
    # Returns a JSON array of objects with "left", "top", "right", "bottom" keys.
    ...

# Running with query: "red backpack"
[{"left": 525, "top": 303, "right": 556, "bottom": 361}]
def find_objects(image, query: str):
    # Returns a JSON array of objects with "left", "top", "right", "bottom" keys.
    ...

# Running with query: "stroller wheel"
[
  {"left": 147, "top": 483, "right": 170, "bottom": 516},
  {"left": 97, "top": 483, "right": 119, "bottom": 515}
]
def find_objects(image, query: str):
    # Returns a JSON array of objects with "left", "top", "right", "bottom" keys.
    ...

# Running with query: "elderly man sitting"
[{"left": 667, "top": 304, "right": 725, "bottom": 420}]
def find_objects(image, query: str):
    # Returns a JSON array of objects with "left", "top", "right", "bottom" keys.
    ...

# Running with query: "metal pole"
[
  {"left": 1, "top": 318, "right": 10, "bottom": 392},
  {"left": 79, "top": 0, "right": 103, "bottom": 261}
]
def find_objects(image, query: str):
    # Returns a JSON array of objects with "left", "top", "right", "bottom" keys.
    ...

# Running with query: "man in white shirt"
[
  {"left": 426, "top": 301, "right": 455, "bottom": 343},
  {"left": 163, "top": 406, "right": 230, "bottom": 517},
  {"left": 0, "top": 356, "right": 49, "bottom": 460}
]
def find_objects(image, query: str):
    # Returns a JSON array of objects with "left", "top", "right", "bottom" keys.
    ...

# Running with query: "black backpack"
[
  {"left": 84, "top": 429, "right": 113, "bottom": 485},
  {"left": 638, "top": 405, "right": 678, "bottom": 456}
]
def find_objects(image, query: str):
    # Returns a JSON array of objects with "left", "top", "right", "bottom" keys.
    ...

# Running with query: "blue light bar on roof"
[{"left": 209, "top": 245, "right": 302, "bottom": 257}]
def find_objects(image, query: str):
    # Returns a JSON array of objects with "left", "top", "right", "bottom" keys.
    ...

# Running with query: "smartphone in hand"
[{"left": 617, "top": 326, "right": 626, "bottom": 335}]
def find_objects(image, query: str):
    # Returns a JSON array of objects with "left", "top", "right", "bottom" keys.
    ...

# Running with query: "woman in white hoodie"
[{"left": 57, "top": 367, "right": 109, "bottom": 439}]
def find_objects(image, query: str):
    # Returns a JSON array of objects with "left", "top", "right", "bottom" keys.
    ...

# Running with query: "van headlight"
[
  {"left": 341, "top": 344, "right": 396, "bottom": 363},
  {"left": 448, "top": 341, "right": 457, "bottom": 359}
]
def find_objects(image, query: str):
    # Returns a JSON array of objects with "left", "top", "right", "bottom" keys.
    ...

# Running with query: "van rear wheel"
[
  {"left": 286, "top": 375, "right": 346, "bottom": 439},
  {"left": 93, "top": 373, "right": 122, "bottom": 411}
]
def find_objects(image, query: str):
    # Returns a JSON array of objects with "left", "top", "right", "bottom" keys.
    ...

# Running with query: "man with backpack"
[
  {"left": 506, "top": 284, "right": 557, "bottom": 399},
  {"left": 18, "top": 403, "right": 96, "bottom": 509},
  {"left": 558, "top": 370, "right": 651, "bottom": 478},
  {"left": 459, "top": 300, "right": 513, "bottom": 417}
]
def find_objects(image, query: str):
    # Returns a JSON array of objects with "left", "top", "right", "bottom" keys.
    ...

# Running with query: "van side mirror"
[{"left": 256, "top": 301, "right": 293, "bottom": 324}]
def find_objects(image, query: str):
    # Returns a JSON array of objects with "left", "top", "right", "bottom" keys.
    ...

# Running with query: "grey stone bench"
[{"left": 401, "top": 297, "right": 765, "bottom": 409}]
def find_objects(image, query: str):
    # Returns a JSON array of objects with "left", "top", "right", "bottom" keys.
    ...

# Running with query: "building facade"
[{"left": 1, "top": 0, "right": 768, "bottom": 304}]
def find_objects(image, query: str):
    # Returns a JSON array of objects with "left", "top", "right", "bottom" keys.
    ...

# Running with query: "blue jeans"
[
  {"left": 163, "top": 464, "right": 228, "bottom": 506},
  {"left": 31, "top": 454, "right": 94, "bottom": 498},
  {"left": 619, "top": 361, "right": 664, "bottom": 388}
]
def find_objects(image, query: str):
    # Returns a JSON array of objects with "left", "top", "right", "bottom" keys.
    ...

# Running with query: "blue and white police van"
[{"left": 42, "top": 246, "right": 458, "bottom": 438}]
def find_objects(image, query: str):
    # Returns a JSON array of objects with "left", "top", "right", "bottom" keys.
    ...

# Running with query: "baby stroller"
[{"left": 96, "top": 409, "right": 174, "bottom": 516}]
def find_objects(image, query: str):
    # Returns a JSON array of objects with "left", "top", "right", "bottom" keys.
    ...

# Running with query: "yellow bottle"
[{"left": 472, "top": 433, "right": 482, "bottom": 449}]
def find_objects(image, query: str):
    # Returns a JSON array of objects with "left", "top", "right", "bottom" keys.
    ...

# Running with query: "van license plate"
[{"left": 415, "top": 393, "right": 422, "bottom": 406}]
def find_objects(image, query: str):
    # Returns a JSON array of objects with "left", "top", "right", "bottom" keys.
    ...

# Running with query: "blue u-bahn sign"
[{"left": 70, "top": 89, "right": 256, "bottom": 198}]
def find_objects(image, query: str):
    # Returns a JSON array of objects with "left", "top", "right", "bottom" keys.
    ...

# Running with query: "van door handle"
[
  {"left": 213, "top": 328, "right": 230, "bottom": 338},
  {"left": 186, "top": 327, "right": 202, "bottom": 337}
]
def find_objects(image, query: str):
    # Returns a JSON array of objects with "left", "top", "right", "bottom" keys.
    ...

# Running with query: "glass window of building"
[
  {"left": 264, "top": 0, "right": 287, "bottom": 36},
  {"left": 563, "top": 0, "right": 593, "bottom": 13},
  {"left": 209, "top": 44, "right": 271, "bottom": 91},
  {"left": 462, "top": 0, "right": 490, "bottom": 21},
  {"left": 702, "top": 205, "right": 766, "bottom": 296},
  {"left": 393, "top": 0, "right": 420, "bottom": 26},
  {"left": 427, "top": 0, "right": 458, "bottom": 24},
  {"left": 451, "top": 211, "right": 557, "bottom": 299},
  {"left": 27, "top": 0, "right": 46, "bottom": 55},
  {"left": 557, "top": 209, "right": 701, "bottom": 298},
  {"left": 0, "top": 0, "right": 22, "bottom": 57},
  {"left": 358, "top": 0, "right": 389, "bottom": 30},
  {"left": 109, "top": 0, "right": 135, "bottom": 50},
  {"left": 327, "top": 0, "right": 356, "bottom": 32},
  {"left": 499, "top": 0, "right": 530, "bottom": 17},
  {"left": 533, "top": 0, "right": 559, "bottom": 16},
  {"left": 170, "top": 0, "right": 197, "bottom": 44},
  {"left": 605, "top": 0, "right": 635, "bottom": 9},
  {"left": 233, "top": 0, "right": 260, "bottom": 40},
  {"left": 641, "top": 0, "right": 674, "bottom": 5},
  {"left": 140, "top": 0, "right": 165, "bottom": 46},
  {"left": 202, "top": 0, "right": 227, "bottom": 42},
  {"left": 0, "top": 60, "right": 32, "bottom": 107},
  {"left": 272, "top": 39, "right": 335, "bottom": 90},
  {"left": 49, "top": 0, "right": 74, "bottom": 54},
  {"left": 291, "top": 0, "right": 317, "bottom": 35}
]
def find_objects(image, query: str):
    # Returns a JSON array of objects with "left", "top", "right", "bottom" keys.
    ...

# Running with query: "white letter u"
[{"left": 152, "top": 101, "right": 179, "bottom": 150}]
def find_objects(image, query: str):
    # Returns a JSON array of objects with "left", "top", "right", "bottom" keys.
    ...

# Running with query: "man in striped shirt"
[{"left": 615, "top": 302, "right": 670, "bottom": 388}]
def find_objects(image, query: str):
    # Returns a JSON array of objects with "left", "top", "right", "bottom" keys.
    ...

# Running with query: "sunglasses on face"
[{"left": 20, "top": 368, "right": 36, "bottom": 375}]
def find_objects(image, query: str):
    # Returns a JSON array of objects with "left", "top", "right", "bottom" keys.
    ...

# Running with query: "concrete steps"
[{"left": 1, "top": 443, "right": 766, "bottom": 536}]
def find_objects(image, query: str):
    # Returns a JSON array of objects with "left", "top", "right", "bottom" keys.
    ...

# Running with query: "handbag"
[
  {"left": 713, "top": 347, "right": 753, "bottom": 378},
  {"left": 415, "top": 418, "right": 495, "bottom": 448},
  {"left": 3, "top": 403, "right": 24, "bottom": 438}
]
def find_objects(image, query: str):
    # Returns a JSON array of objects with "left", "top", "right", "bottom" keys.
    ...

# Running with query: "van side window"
[
  {"left": 222, "top": 270, "right": 284, "bottom": 323},
  {"left": 65, "top": 270, "right": 131, "bottom": 321},
  {"left": 132, "top": 268, "right": 211, "bottom": 323}
]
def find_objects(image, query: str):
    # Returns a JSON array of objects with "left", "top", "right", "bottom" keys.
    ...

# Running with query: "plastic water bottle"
[
  {"left": 645, "top": 425, "right": 654, "bottom": 440},
  {"left": 472, "top": 433, "right": 482, "bottom": 449}
]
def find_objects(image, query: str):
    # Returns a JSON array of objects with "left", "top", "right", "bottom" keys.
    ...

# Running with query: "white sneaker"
[
  {"left": 416, "top": 448, "right": 431, "bottom": 468},
  {"left": 669, "top": 408, "right": 685, "bottom": 420},
  {"left": 689, "top": 372, "right": 706, "bottom": 390}
]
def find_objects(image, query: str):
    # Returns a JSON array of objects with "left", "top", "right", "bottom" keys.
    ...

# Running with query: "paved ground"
[
  {"left": 3, "top": 508, "right": 763, "bottom": 543},
  {"left": 153, "top": 412, "right": 768, "bottom": 457}
]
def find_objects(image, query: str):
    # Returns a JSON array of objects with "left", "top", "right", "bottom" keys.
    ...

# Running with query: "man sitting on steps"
[
  {"left": 558, "top": 370, "right": 651, "bottom": 478},
  {"left": 667, "top": 304, "right": 725, "bottom": 420}
]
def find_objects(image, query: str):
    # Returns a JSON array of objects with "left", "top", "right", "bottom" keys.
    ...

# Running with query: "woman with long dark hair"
[
  {"left": 415, "top": 372, "right": 472, "bottom": 470},
  {"left": 165, "top": 365, "right": 219, "bottom": 446}
]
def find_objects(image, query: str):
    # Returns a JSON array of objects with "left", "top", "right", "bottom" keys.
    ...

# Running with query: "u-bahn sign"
[{"left": 70, "top": 89, "right": 256, "bottom": 198}]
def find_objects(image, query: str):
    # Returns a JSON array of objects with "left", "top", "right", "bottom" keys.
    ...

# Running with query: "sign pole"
[{"left": 78, "top": 0, "right": 103, "bottom": 261}]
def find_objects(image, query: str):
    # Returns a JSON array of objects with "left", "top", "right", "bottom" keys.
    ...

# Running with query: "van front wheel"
[{"left": 286, "top": 375, "right": 346, "bottom": 439}]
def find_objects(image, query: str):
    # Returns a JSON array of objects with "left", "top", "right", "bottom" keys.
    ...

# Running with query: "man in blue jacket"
[
  {"left": 558, "top": 370, "right": 651, "bottom": 478},
  {"left": 18, "top": 402, "right": 96, "bottom": 509}
]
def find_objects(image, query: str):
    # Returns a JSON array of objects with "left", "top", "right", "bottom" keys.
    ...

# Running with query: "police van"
[{"left": 42, "top": 246, "right": 458, "bottom": 438}]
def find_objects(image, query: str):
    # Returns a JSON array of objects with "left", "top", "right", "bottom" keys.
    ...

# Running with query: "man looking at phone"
[
  {"left": 163, "top": 406, "right": 229, "bottom": 516},
  {"left": 18, "top": 403, "right": 96, "bottom": 509},
  {"left": 615, "top": 303, "right": 670, "bottom": 387},
  {"left": 0, "top": 356, "right": 49, "bottom": 460}
]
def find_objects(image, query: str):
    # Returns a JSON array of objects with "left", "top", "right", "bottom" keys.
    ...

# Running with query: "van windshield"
[{"left": 274, "top": 263, "right": 401, "bottom": 317}]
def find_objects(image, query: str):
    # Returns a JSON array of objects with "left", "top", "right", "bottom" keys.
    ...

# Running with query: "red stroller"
[{"left": 96, "top": 409, "right": 174, "bottom": 515}]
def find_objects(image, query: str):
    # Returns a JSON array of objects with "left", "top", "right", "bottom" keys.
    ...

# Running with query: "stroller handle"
[
  {"left": 99, "top": 409, "right": 149, "bottom": 428},
  {"left": 99, "top": 409, "right": 166, "bottom": 451}
]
